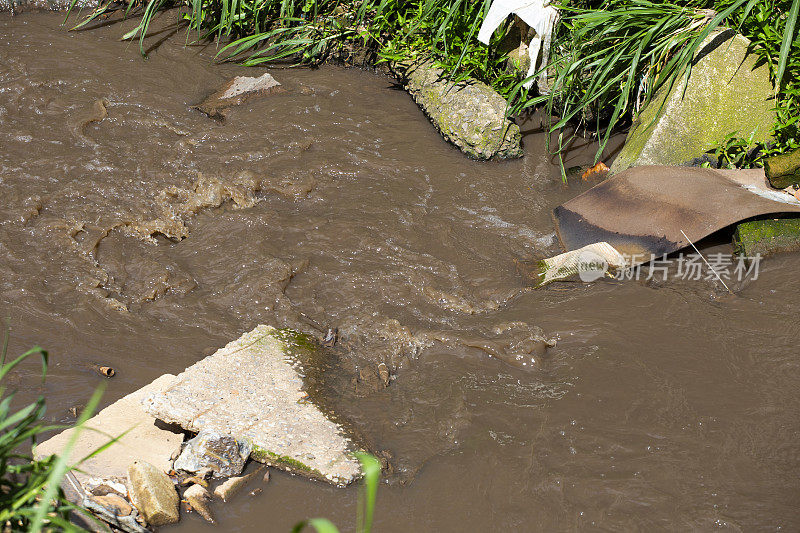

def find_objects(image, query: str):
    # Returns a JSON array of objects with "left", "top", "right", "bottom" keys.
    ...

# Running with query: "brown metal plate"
[{"left": 554, "top": 166, "right": 800, "bottom": 262}]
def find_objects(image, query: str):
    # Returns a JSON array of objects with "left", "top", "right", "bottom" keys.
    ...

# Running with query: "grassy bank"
[{"left": 68, "top": 0, "right": 798, "bottom": 165}]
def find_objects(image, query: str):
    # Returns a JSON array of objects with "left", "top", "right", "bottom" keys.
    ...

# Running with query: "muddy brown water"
[{"left": 2, "top": 12, "right": 800, "bottom": 532}]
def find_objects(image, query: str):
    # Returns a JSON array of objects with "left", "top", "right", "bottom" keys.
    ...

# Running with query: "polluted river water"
[{"left": 2, "top": 11, "right": 800, "bottom": 531}]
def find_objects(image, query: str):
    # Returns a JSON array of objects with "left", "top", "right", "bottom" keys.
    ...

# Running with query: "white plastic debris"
[
  {"left": 534, "top": 242, "right": 627, "bottom": 287},
  {"left": 478, "top": 0, "right": 560, "bottom": 91}
]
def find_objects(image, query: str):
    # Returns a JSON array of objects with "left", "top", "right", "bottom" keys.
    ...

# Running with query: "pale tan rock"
[
  {"left": 127, "top": 461, "right": 180, "bottom": 527},
  {"left": 184, "top": 484, "right": 215, "bottom": 523},
  {"left": 213, "top": 465, "right": 265, "bottom": 502}
]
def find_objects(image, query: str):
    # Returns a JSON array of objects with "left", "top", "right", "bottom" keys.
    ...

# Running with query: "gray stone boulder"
[
  {"left": 610, "top": 30, "right": 776, "bottom": 174},
  {"left": 402, "top": 60, "right": 523, "bottom": 160}
]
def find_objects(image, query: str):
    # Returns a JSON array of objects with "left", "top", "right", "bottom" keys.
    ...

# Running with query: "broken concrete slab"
[
  {"left": 610, "top": 30, "right": 776, "bottom": 174},
  {"left": 554, "top": 166, "right": 800, "bottom": 264},
  {"left": 143, "top": 325, "right": 362, "bottom": 486},
  {"left": 194, "top": 73, "right": 284, "bottom": 119},
  {"left": 127, "top": 460, "right": 180, "bottom": 527},
  {"left": 35, "top": 374, "right": 183, "bottom": 484},
  {"left": 733, "top": 218, "right": 800, "bottom": 258}
]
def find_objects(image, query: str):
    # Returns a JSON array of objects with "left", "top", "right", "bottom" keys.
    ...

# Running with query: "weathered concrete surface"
[
  {"left": 734, "top": 218, "right": 800, "bottom": 258},
  {"left": 403, "top": 60, "right": 523, "bottom": 160},
  {"left": 127, "top": 460, "right": 180, "bottom": 527},
  {"left": 610, "top": 30, "right": 776, "bottom": 174},
  {"left": 195, "top": 73, "right": 284, "bottom": 119},
  {"left": 143, "top": 325, "right": 362, "bottom": 486},
  {"left": 35, "top": 374, "right": 182, "bottom": 483}
]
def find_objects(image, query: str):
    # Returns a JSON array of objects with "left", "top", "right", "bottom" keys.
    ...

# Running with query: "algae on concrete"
[{"left": 610, "top": 30, "right": 776, "bottom": 174}]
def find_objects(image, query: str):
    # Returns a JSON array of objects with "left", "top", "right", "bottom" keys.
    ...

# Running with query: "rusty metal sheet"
[{"left": 554, "top": 165, "right": 800, "bottom": 262}]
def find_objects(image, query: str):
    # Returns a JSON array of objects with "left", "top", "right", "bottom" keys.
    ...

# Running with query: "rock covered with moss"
[
  {"left": 610, "top": 30, "right": 776, "bottom": 174},
  {"left": 402, "top": 60, "right": 523, "bottom": 160}
]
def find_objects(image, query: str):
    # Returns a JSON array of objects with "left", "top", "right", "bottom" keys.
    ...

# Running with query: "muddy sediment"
[{"left": 2, "top": 12, "right": 800, "bottom": 532}]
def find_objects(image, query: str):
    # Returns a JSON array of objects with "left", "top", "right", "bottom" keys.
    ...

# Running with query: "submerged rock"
[
  {"left": 195, "top": 73, "right": 284, "bottom": 119},
  {"left": 142, "top": 325, "right": 362, "bottom": 486},
  {"left": 402, "top": 60, "right": 523, "bottom": 160},
  {"left": 610, "top": 30, "right": 776, "bottom": 174},
  {"left": 174, "top": 430, "right": 251, "bottom": 478},
  {"left": 0, "top": 0, "right": 94, "bottom": 12},
  {"left": 126, "top": 460, "right": 180, "bottom": 527}
]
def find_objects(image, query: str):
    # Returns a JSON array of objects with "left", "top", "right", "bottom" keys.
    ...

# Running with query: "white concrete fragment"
[
  {"left": 478, "top": 0, "right": 560, "bottom": 90},
  {"left": 142, "top": 325, "right": 362, "bottom": 486},
  {"left": 35, "top": 374, "right": 182, "bottom": 484},
  {"left": 220, "top": 73, "right": 280, "bottom": 99}
]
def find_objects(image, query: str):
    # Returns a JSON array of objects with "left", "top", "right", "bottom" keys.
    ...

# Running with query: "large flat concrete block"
[{"left": 143, "top": 325, "right": 361, "bottom": 486}]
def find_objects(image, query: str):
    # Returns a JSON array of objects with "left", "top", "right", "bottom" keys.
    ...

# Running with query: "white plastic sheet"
[{"left": 478, "top": 0, "right": 560, "bottom": 90}]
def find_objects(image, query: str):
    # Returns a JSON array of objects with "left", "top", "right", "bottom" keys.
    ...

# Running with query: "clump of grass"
[
  {"left": 0, "top": 330, "right": 103, "bottom": 532},
  {"left": 292, "top": 452, "right": 380, "bottom": 533}
]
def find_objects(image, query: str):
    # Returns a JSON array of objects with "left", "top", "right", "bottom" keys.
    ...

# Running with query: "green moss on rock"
[
  {"left": 402, "top": 60, "right": 523, "bottom": 160},
  {"left": 610, "top": 30, "right": 776, "bottom": 174},
  {"left": 733, "top": 218, "right": 800, "bottom": 258}
]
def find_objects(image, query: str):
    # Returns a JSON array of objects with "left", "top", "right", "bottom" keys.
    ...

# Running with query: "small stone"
[
  {"left": 173, "top": 430, "right": 251, "bottom": 478},
  {"left": 377, "top": 363, "right": 390, "bottom": 387},
  {"left": 213, "top": 465, "right": 265, "bottom": 503},
  {"left": 263, "top": 470, "right": 270, "bottom": 484},
  {"left": 180, "top": 476, "right": 209, "bottom": 488},
  {"left": 183, "top": 484, "right": 215, "bottom": 523},
  {"left": 127, "top": 460, "right": 180, "bottom": 527},
  {"left": 195, "top": 73, "right": 284, "bottom": 119},
  {"left": 89, "top": 493, "right": 133, "bottom": 516}
]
